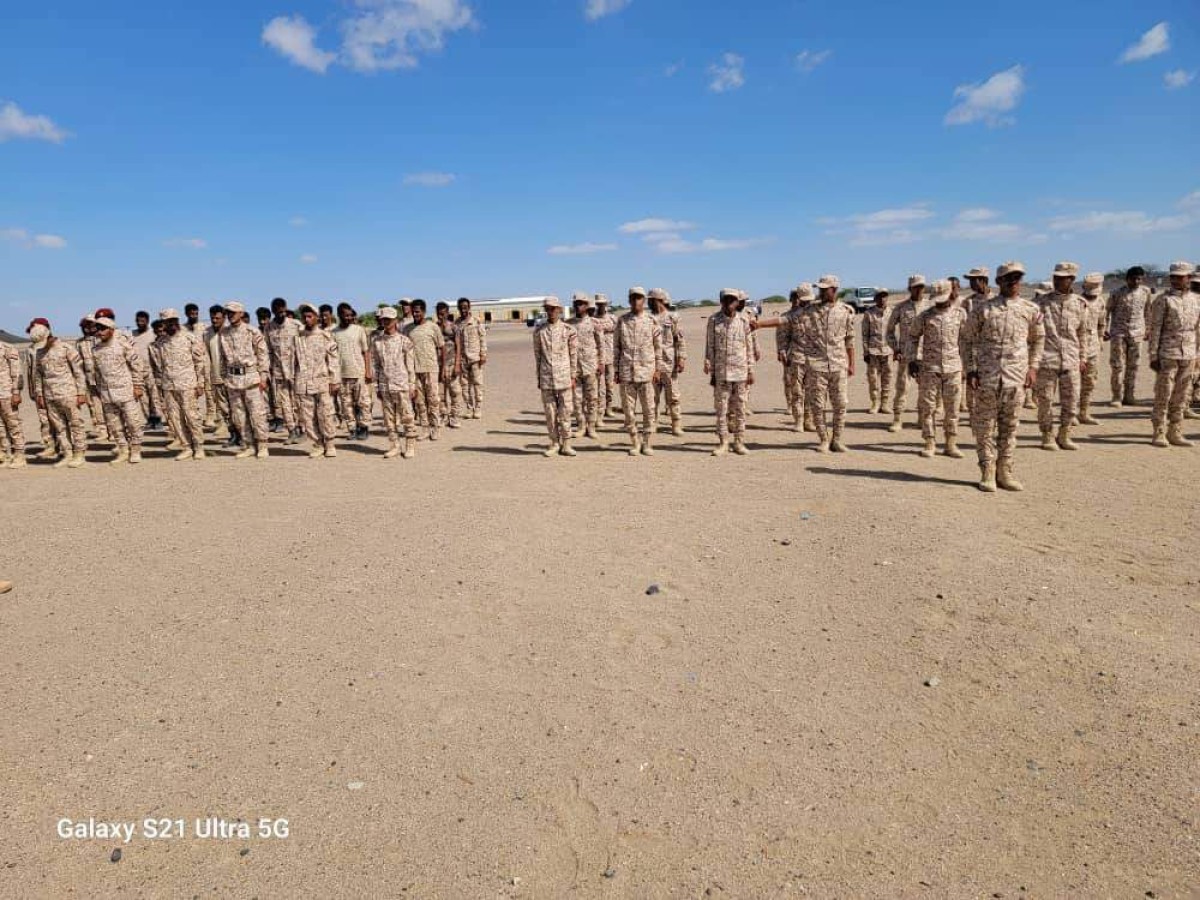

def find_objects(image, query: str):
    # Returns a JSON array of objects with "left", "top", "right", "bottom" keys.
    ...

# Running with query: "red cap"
[
  {"left": 94, "top": 307, "right": 115, "bottom": 319},
  {"left": 27, "top": 317, "right": 50, "bottom": 330}
]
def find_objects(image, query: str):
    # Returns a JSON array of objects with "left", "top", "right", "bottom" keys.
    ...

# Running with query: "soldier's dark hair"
[
  {"left": 271, "top": 297, "right": 287, "bottom": 310},
  {"left": 318, "top": 303, "right": 333, "bottom": 314},
  {"left": 1127, "top": 266, "right": 1146, "bottom": 278},
  {"left": 457, "top": 297, "right": 471, "bottom": 306},
  {"left": 412, "top": 298, "right": 427, "bottom": 312},
  {"left": 184, "top": 303, "right": 199, "bottom": 314},
  {"left": 136, "top": 310, "right": 150, "bottom": 319},
  {"left": 336, "top": 302, "right": 354, "bottom": 314},
  {"left": 208, "top": 304, "right": 224, "bottom": 316},
  {"left": 436, "top": 301, "right": 449, "bottom": 312},
  {"left": 256, "top": 307, "right": 271, "bottom": 318}
]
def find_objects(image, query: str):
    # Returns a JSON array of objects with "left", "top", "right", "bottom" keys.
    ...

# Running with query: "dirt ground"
[{"left": 1, "top": 305, "right": 1197, "bottom": 898}]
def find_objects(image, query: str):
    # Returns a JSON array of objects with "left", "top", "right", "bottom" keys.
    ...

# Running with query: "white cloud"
[
  {"left": 664, "top": 61, "right": 683, "bottom": 77},
  {"left": 956, "top": 207, "right": 998, "bottom": 223},
  {"left": 1048, "top": 210, "right": 1193, "bottom": 235},
  {"left": 618, "top": 217, "right": 696, "bottom": 234},
  {"left": 584, "top": 0, "right": 630, "bottom": 22},
  {"left": 1164, "top": 69, "right": 1195, "bottom": 90},
  {"left": 707, "top": 53, "right": 745, "bottom": 93},
  {"left": 547, "top": 242, "right": 618, "bottom": 255},
  {"left": 300, "top": 253, "right": 318, "bottom": 264},
  {"left": 341, "top": 0, "right": 476, "bottom": 73},
  {"left": 1118, "top": 22, "right": 1169, "bottom": 64},
  {"left": 849, "top": 229, "right": 923, "bottom": 248},
  {"left": 653, "top": 235, "right": 769, "bottom": 254},
  {"left": 1179, "top": 190, "right": 1200, "bottom": 210},
  {"left": 262, "top": 15, "right": 336, "bottom": 73},
  {"left": 0, "top": 101, "right": 70, "bottom": 144},
  {"left": 289, "top": 215, "right": 309, "bottom": 226},
  {"left": 795, "top": 49, "right": 832, "bottom": 73},
  {"left": 33, "top": 234, "right": 67, "bottom": 249},
  {"left": 1, "top": 228, "right": 67, "bottom": 249},
  {"left": 944, "top": 64, "right": 1026, "bottom": 127},
  {"left": 403, "top": 171, "right": 456, "bottom": 187},
  {"left": 839, "top": 205, "right": 934, "bottom": 232},
  {"left": 164, "top": 237, "right": 208, "bottom": 249}
]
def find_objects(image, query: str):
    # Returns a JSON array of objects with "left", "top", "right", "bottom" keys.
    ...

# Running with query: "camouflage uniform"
[
  {"left": 455, "top": 314, "right": 488, "bottom": 417},
  {"left": 264, "top": 317, "right": 301, "bottom": 431},
  {"left": 533, "top": 315, "right": 578, "bottom": 450},
  {"left": 33, "top": 340, "right": 89, "bottom": 456},
  {"left": 294, "top": 326, "right": 341, "bottom": 453},
  {"left": 76, "top": 334, "right": 109, "bottom": 440},
  {"left": 204, "top": 325, "right": 231, "bottom": 436},
  {"left": 218, "top": 319, "right": 271, "bottom": 451},
  {"left": 403, "top": 319, "right": 444, "bottom": 437},
  {"left": 960, "top": 290, "right": 992, "bottom": 413},
  {"left": 184, "top": 321, "right": 216, "bottom": 426},
  {"left": 909, "top": 293, "right": 967, "bottom": 454},
  {"left": 439, "top": 319, "right": 464, "bottom": 426},
  {"left": 1106, "top": 284, "right": 1151, "bottom": 404},
  {"left": 777, "top": 298, "right": 813, "bottom": 429},
  {"left": 0, "top": 344, "right": 25, "bottom": 461},
  {"left": 331, "top": 323, "right": 372, "bottom": 434},
  {"left": 861, "top": 303, "right": 891, "bottom": 414},
  {"left": 651, "top": 303, "right": 687, "bottom": 434},
  {"left": 1035, "top": 290, "right": 1086, "bottom": 446},
  {"left": 23, "top": 341, "right": 55, "bottom": 452},
  {"left": 594, "top": 302, "right": 617, "bottom": 414},
  {"left": 705, "top": 306, "right": 755, "bottom": 450},
  {"left": 371, "top": 327, "right": 418, "bottom": 456},
  {"left": 569, "top": 310, "right": 603, "bottom": 434},
  {"left": 1077, "top": 282, "right": 1106, "bottom": 423},
  {"left": 797, "top": 297, "right": 856, "bottom": 450},
  {"left": 130, "top": 329, "right": 162, "bottom": 428},
  {"left": 93, "top": 334, "right": 148, "bottom": 456},
  {"left": 1147, "top": 272, "right": 1200, "bottom": 445},
  {"left": 149, "top": 330, "right": 207, "bottom": 454},
  {"left": 885, "top": 294, "right": 922, "bottom": 428},
  {"left": 614, "top": 309, "right": 661, "bottom": 449}
]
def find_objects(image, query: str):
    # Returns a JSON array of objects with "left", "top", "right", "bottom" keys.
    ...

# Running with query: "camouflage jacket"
[
  {"left": 613, "top": 311, "right": 661, "bottom": 383},
  {"left": 371, "top": 331, "right": 417, "bottom": 393},
  {"left": 92, "top": 334, "right": 147, "bottom": 404},
  {"left": 533, "top": 320, "right": 578, "bottom": 391},
  {"left": 962, "top": 296, "right": 1045, "bottom": 389},
  {"left": 34, "top": 340, "right": 87, "bottom": 402}
]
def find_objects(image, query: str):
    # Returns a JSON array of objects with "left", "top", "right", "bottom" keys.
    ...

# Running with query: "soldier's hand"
[
  {"left": 907, "top": 361, "right": 920, "bottom": 379},
  {"left": 1102, "top": 331, "right": 1111, "bottom": 342},
  {"left": 676, "top": 361, "right": 685, "bottom": 375},
  {"left": 1025, "top": 369, "right": 1038, "bottom": 390},
  {"left": 330, "top": 382, "right": 340, "bottom": 394},
  {"left": 36, "top": 397, "right": 45, "bottom": 410},
  {"left": 480, "top": 355, "right": 487, "bottom": 366},
  {"left": 259, "top": 380, "right": 268, "bottom": 391},
  {"left": 364, "top": 374, "right": 373, "bottom": 384},
  {"left": 847, "top": 362, "right": 855, "bottom": 378},
  {"left": 777, "top": 352, "right": 786, "bottom": 364},
  {"left": 11, "top": 392, "right": 20, "bottom": 407},
  {"left": 1149, "top": 359, "right": 1160, "bottom": 372},
  {"left": 76, "top": 394, "right": 87, "bottom": 406},
  {"left": 134, "top": 386, "right": 144, "bottom": 399},
  {"left": 747, "top": 372, "right": 756, "bottom": 386},
  {"left": 703, "top": 360, "right": 711, "bottom": 375},
  {"left": 967, "top": 372, "right": 980, "bottom": 390}
]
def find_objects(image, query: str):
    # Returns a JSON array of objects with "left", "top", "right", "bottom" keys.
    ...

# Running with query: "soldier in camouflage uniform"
[
  {"left": 1076, "top": 273, "right": 1106, "bottom": 425},
  {"left": 568, "top": 294, "right": 603, "bottom": 440},
  {"left": 331, "top": 303, "right": 373, "bottom": 440},
  {"left": 204, "top": 305, "right": 236, "bottom": 444},
  {"left": 593, "top": 294, "right": 618, "bottom": 417},
  {"left": 371, "top": 307, "right": 418, "bottom": 459},
  {"left": 149, "top": 308, "right": 208, "bottom": 460},
  {"left": 403, "top": 299, "right": 445, "bottom": 440},
  {"left": 649, "top": 288, "right": 686, "bottom": 436},
  {"left": 183, "top": 303, "right": 216, "bottom": 428},
  {"left": 861, "top": 289, "right": 891, "bottom": 415},
  {"left": 705, "top": 288, "right": 756, "bottom": 456},
  {"left": 1035, "top": 261, "right": 1087, "bottom": 451},
  {"left": 0, "top": 340, "right": 26, "bottom": 467},
  {"left": 1105, "top": 266, "right": 1152, "bottom": 407},
  {"left": 1191, "top": 269, "right": 1200, "bottom": 418},
  {"left": 963, "top": 261, "right": 1045, "bottom": 492},
  {"left": 776, "top": 289, "right": 803, "bottom": 427},
  {"left": 218, "top": 301, "right": 271, "bottom": 459},
  {"left": 76, "top": 316, "right": 110, "bottom": 442},
  {"left": 294, "top": 304, "right": 342, "bottom": 458},
  {"left": 435, "top": 302, "right": 464, "bottom": 429},
  {"left": 797, "top": 275, "right": 856, "bottom": 453},
  {"left": 614, "top": 286, "right": 662, "bottom": 456},
  {"left": 264, "top": 297, "right": 302, "bottom": 443},
  {"left": 885, "top": 274, "right": 927, "bottom": 432},
  {"left": 23, "top": 319, "right": 57, "bottom": 457},
  {"left": 31, "top": 322, "right": 88, "bottom": 468},
  {"left": 1147, "top": 261, "right": 1200, "bottom": 448},
  {"left": 455, "top": 297, "right": 488, "bottom": 419},
  {"left": 533, "top": 296, "right": 579, "bottom": 457},
  {"left": 92, "top": 316, "right": 148, "bottom": 465},
  {"left": 961, "top": 268, "right": 994, "bottom": 416},
  {"left": 909, "top": 280, "right": 967, "bottom": 458}
]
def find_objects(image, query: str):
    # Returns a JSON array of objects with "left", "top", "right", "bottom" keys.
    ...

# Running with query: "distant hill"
[{"left": 0, "top": 329, "right": 29, "bottom": 345}]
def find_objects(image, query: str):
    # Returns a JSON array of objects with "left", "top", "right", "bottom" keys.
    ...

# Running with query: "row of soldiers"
[{"left": 530, "top": 262, "right": 1200, "bottom": 492}]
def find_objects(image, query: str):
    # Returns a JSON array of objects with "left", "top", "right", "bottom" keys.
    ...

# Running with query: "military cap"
[
  {"left": 594, "top": 293, "right": 609, "bottom": 305},
  {"left": 628, "top": 285, "right": 647, "bottom": 298},
  {"left": 1035, "top": 281, "right": 1053, "bottom": 293},
  {"left": 573, "top": 294, "right": 592, "bottom": 308},
  {"left": 543, "top": 295, "right": 563, "bottom": 309},
  {"left": 94, "top": 316, "right": 116, "bottom": 329},
  {"left": 816, "top": 275, "right": 840, "bottom": 291},
  {"left": 1168, "top": 260, "right": 1195, "bottom": 277},
  {"left": 648, "top": 288, "right": 670, "bottom": 302},
  {"left": 376, "top": 306, "right": 398, "bottom": 320},
  {"left": 158, "top": 307, "right": 180, "bottom": 321},
  {"left": 996, "top": 261, "right": 1026, "bottom": 279},
  {"left": 907, "top": 273, "right": 926, "bottom": 288},
  {"left": 1082, "top": 272, "right": 1104, "bottom": 290},
  {"left": 796, "top": 283, "right": 816, "bottom": 301},
  {"left": 79, "top": 314, "right": 96, "bottom": 325},
  {"left": 963, "top": 267, "right": 989, "bottom": 279},
  {"left": 95, "top": 307, "right": 116, "bottom": 319},
  {"left": 297, "top": 302, "right": 317, "bottom": 315},
  {"left": 1052, "top": 261, "right": 1080, "bottom": 278},
  {"left": 929, "top": 279, "right": 953, "bottom": 299},
  {"left": 224, "top": 300, "right": 247, "bottom": 314},
  {"left": 571, "top": 292, "right": 589, "bottom": 303},
  {"left": 28, "top": 317, "right": 50, "bottom": 329},
  {"left": 719, "top": 288, "right": 740, "bottom": 301},
  {"left": 873, "top": 288, "right": 889, "bottom": 299}
]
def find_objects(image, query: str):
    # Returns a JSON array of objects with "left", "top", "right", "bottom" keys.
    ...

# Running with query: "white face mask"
[{"left": 28, "top": 324, "right": 51, "bottom": 343}]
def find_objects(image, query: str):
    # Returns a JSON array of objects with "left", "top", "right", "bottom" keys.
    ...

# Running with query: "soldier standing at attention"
[
  {"left": 183, "top": 303, "right": 204, "bottom": 335},
  {"left": 218, "top": 301, "right": 271, "bottom": 460},
  {"left": 861, "top": 289, "right": 891, "bottom": 415},
  {"left": 371, "top": 306, "right": 418, "bottom": 460},
  {"left": 533, "top": 296, "right": 578, "bottom": 458},
  {"left": 398, "top": 299, "right": 415, "bottom": 331},
  {"left": 318, "top": 304, "right": 336, "bottom": 331},
  {"left": 704, "top": 288, "right": 756, "bottom": 456},
  {"left": 24, "top": 319, "right": 57, "bottom": 457},
  {"left": 963, "top": 261, "right": 1045, "bottom": 492},
  {"left": 909, "top": 280, "right": 967, "bottom": 458},
  {"left": 613, "top": 286, "right": 662, "bottom": 456},
  {"left": 961, "top": 268, "right": 993, "bottom": 416},
  {"left": 455, "top": 297, "right": 488, "bottom": 419},
  {"left": 294, "top": 304, "right": 341, "bottom": 459},
  {"left": 776, "top": 289, "right": 803, "bottom": 427},
  {"left": 332, "top": 302, "right": 373, "bottom": 440},
  {"left": 885, "top": 275, "right": 926, "bottom": 432},
  {"left": 1105, "top": 266, "right": 1152, "bottom": 407},
  {"left": 130, "top": 310, "right": 163, "bottom": 433},
  {"left": 149, "top": 308, "right": 208, "bottom": 460},
  {"left": 568, "top": 294, "right": 603, "bottom": 440},
  {"left": 204, "top": 305, "right": 235, "bottom": 445},
  {"left": 435, "top": 301, "right": 464, "bottom": 429},
  {"left": 798, "top": 275, "right": 856, "bottom": 453},
  {"left": 1035, "top": 261, "right": 1087, "bottom": 451},
  {"left": 403, "top": 299, "right": 445, "bottom": 441},
  {"left": 0, "top": 339, "right": 26, "bottom": 468},
  {"left": 265, "top": 297, "right": 302, "bottom": 443},
  {"left": 1076, "top": 273, "right": 1107, "bottom": 425},
  {"left": 593, "top": 294, "right": 617, "bottom": 417},
  {"left": 649, "top": 288, "right": 686, "bottom": 436},
  {"left": 92, "top": 315, "right": 147, "bottom": 466},
  {"left": 1147, "top": 261, "right": 1200, "bottom": 448},
  {"left": 31, "top": 321, "right": 88, "bottom": 468}
]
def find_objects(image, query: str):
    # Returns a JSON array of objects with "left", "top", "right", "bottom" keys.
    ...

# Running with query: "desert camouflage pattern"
[
  {"left": 569, "top": 313, "right": 603, "bottom": 431},
  {"left": 705, "top": 310, "right": 755, "bottom": 383},
  {"left": 962, "top": 296, "right": 1045, "bottom": 391},
  {"left": 533, "top": 320, "right": 578, "bottom": 443},
  {"left": 0, "top": 344, "right": 25, "bottom": 454},
  {"left": 1148, "top": 288, "right": 1200, "bottom": 429},
  {"left": 614, "top": 311, "right": 661, "bottom": 383}
]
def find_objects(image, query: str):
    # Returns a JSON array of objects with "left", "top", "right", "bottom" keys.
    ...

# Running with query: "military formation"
[{"left": 2, "top": 262, "right": 1198, "bottom": 493}]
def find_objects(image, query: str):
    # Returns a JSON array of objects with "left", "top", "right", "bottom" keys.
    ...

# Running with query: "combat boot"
[
  {"left": 402, "top": 437, "right": 416, "bottom": 459},
  {"left": 214, "top": 423, "right": 230, "bottom": 440},
  {"left": 447, "top": 417, "right": 460, "bottom": 429},
  {"left": 67, "top": 452, "right": 85, "bottom": 468},
  {"left": 286, "top": 428, "right": 302, "bottom": 445},
  {"left": 543, "top": 442, "right": 560, "bottom": 458},
  {"left": 943, "top": 435, "right": 964, "bottom": 459},
  {"left": 308, "top": 444, "right": 324, "bottom": 459},
  {"left": 711, "top": 438, "right": 729, "bottom": 457},
  {"left": 880, "top": 393, "right": 891, "bottom": 413},
  {"left": 129, "top": 448, "right": 142, "bottom": 464},
  {"left": 234, "top": 445, "right": 255, "bottom": 459},
  {"left": 671, "top": 417, "right": 683, "bottom": 437},
  {"left": 829, "top": 431, "right": 847, "bottom": 453},
  {"left": 110, "top": 447, "right": 130, "bottom": 466},
  {"left": 1122, "top": 390, "right": 1136, "bottom": 407},
  {"left": 732, "top": 436, "right": 749, "bottom": 455},
  {"left": 1184, "top": 406, "right": 1199, "bottom": 420},
  {"left": 383, "top": 440, "right": 400, "bottom": 459},
  {"left": 816, "top": 435, "right": 831, "bottom": 454},
  {"left": 867, "top": 398, "right": 878, "bottom": 415},
  {"left": 8, "top": 452, "right": 26, "bottom": 468},
  {"left": 641, "top": 433, "right": 654, "bottom": 456},
  {"left": 96, "top": 427, "right": 111, "bottom": 443},
  {"left": 166, "top": 438, "right": 184, "bottom": 451},
  {"left": 627, "top": 434, "right": 641, "bottom": 457},
  {"left": 255, "top": 444, "right": 269, "bottom": 459},
  {"left": 996, "top": 462, "right": 1024, "bottom": 492},
  {"left": 791, "top": 413, "right": 802, "bottom": 433},
  {"left": 887, "top": 414, "right": 902, "bottom": 433},
  {"left": 1056, "top": 425, "right": 1078, "bottom": 450},
  {"left": 583, "top": 424, "right": 595, "bottom": 440},
  {"left": 1039, "top": 430, "right": 1058, "bottom": 451},
  {"left": 37, "top": 445, "right": 58, "bottom": 460},
  {"left": 1151, "top": 427, "right": 1168, "bottom": 448},
  {"left": 1167, "top": 424, "right": 1193, "bottom": 447},
  {"left": 1078, "top": 403, "right": 1099, "bottom": 425},
  {"left": 919, "top": 437, "right": 936, "bottom": 458},
  {"left": 803, "top": 412, "right": 817, "bottom": 432},
  {"left": 193, "top": 447, "right": 206, "bottom": 460},
  {"left": 324, "top": 443, "right": 338, "bottom": 458},
  {"left": 560, "top": 440, "right": 578, "bottom": 457},
  {"left": 175, "top": 448, "right": 194, "bottom": 461},
  {"left": 429, "top": 425, "right": 440, "bottom": 442},
  {"left": 978, "top": 462, "right": 997, "bottom": 492},
  {"left": 52, "top": 453, "right": 70, "bottom": 469}
]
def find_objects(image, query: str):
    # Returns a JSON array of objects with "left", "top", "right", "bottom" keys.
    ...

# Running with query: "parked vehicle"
[{"left": 846, "top": 286, "right": 879, "bottom": 313}]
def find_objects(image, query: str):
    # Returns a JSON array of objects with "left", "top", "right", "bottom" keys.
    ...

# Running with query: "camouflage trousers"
[
  {"left": 603, "top": 365, "right": 617, "bottom": 411},
  {"left": 163, "top": 388, "right": 204, "bottom": 450},
  {"left": 961, "top": 371, "right": 974, "bottom": 413},
  {"left": 441, "top": 371, "right": 464, "bottom": 422},
  {"left": 1152, "top": 359, "right": 1195, "bottom": 428},
  {"left": 413, "top": 372, "right": 441, "bottom": 428},
  {"left": 1036, "top": 367, "right": 1080, "bottom": 431},
  {"left": 44, "top": 396, "right": 87, "bottom": 453},
  {"left": 271, "top": 374, "right": 298, "bottom": 430},
  {"left": 201, "top": 375, "right": 216, "bottom": 426},
  {"left": 782, "top": 362, "right": 805, "bottom": 419},
  {"left": 102, "top": 397, "right": 144, "bottom": 451},
  {"left": 34, "top": 401, "right": 53, "bottom": 446},
  {"left": 654, "top": 373, "right": 682, "bottom": 426},
  {"left": 713, "top": 379, "right": 748, "bottom": 438},
  {"left": 620, "top": 381, "right": 653, "bottom": 437},
  {"left": 228, "top": 386, "right": 270, "bottom": 445},
  {"left": 337, "top": 377, "right": 372, "bottom": 429},
  {"left": 86, "top": 390, "right": 107, "bottom": 436},
  {"left": 1110, "top": 335, "right": 1140, "bottom": 402},
  {"left": 541, "top": 388, "right": 574, "bottom": 444},
  {"left": 919, "top": 371, "right": 960, "bottom": 440},
  {"left": 0, "top": 397, "right": 25, "bottom": 453},
  {"left": 892, "top": 358, "right": 914, "bottom": 415},
  {"left": 804, "top": 368, "right": 847, "bottom": 440},
  {"left": 971, "top": 383, "right": 1021, "bottom": 466},
  {"left": 210, "top": 383, "right": 231, "bottom": 426},
  {"left": 573, "top": 370, "right": 600, "bottom": 429},
  {"left": 298, "top": 390, "right": 338, "bottom": 445},
  {"left": 866, "top": 355, "right": 891, "bottom": 408},
  {"left": 460, "top": 360, "right": 485, "bottom": 413},
  {"left": 137, "top": 372, "right": 163, "bottom": 424},
  {"left": 1079, "top": 356, "right": 1099, "bottom": 412},
  {"left": 380, "top": 390, "right": 416, "bottom": 439}
]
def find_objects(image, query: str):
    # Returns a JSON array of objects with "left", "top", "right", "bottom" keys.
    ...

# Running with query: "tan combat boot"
[
  {"left": 383, "top": 440, "right": 400, "bottom": 459},
  {"left": 37, "top": 445, "right": 58, "bottom": 460},
  {"left": 234, "top": 445, "right": 255, "bottom": 459},
  {"left": 711, "top": 438, "right": 729, "bottom": 456},
  {"left": 66, "top": 452, "right": 85, "bottom": 468},
  {"left": 816, "top": 435, "right": 831, "bottom": 454},
  {"left": 1184, "top": 406, "right": 1199, "bottom": 420},
  {"left": 193, "top": 447, "right": 206, "bottom": 460},
  {"left": 429, "top": 425, "right": 440, "bottom": 442},
  {"left": 732, "top": 436, "right": 749, "bottom": 455},
  {"left": 52, "top": 453, "right": 71, "bottom": 468},
  {"left": 943, "top": 435, "right": 964, "bottom": 458},
  {"left": 978, "top": 462, "right": 997, "bottom": 492},
  {"left": 560, "top": 439, "right": 578, "bottom": 457},
  {"left": 919, "top": 437, "right": 936, "bottom": 458},
  {"left": 671, "top": 417, "right": 683, "bottom": 437},
  {"left": 583, "top": 423, "right": 595, "bottom": 439},
  {"left": 402, "top": 436, "right": 416, "bottom": 459},
  {"left": 627, "top": 434, "right": 641, "bottom": 457},
  {"left": 214, "top": 423, "right": 230, "bottom": 440},
  {"left": 308, "top": 444, "right": 324, "bottom": 459},
  {"left": 996, "top": 461, "right": 1024, "bottom": 492},
  {"left": 830, "top": 430, "right": 847, "bottom": 453},
  {"left": 791, "top": 413, "right": 802, "bottom": 433},
  {"left": 110, "top": 446, "right": 130, "bottom": 466},
  {"left": 166, "top": 438, "right": 184, "bottom": 451},
  {"left": 641, "top": 433, "right": 654, "bottom": 456},
  {"left": 129, "top": 448, "right": 142, "bottom": 464},
  {"left": 543, "top": 442, "right": 560, "bottom": 458},
  {"left": 8, "top": 452, "right": 26, "bottom": 468},
  {"left": 324, "top": 443, "right": 338, "bottom": 458},
  {"left": 1056, "top": 425, "right": 1078, "bottom": 450},
  {"left": 887, "top": 414, "right": 902, "bottom": 433},
  {"left": 175, "top": 448, "right": 194, "bottom": 461},
  {"left": 255, "top": 444, "right": 269, "bottom": 459},
  {"left": 1040, "top": 430, "right": 1058, "bottom": 451},
  {"left": 1078, "top": 402, "right": 1099, "bottom": 425},
  {"left": 1167, "top": 424, "right": 1194, "bottom": 447}
]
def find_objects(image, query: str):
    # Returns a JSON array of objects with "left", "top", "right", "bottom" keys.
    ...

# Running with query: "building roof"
[{"left": 468, "top": 296, "right": 553, "bottom": 307}]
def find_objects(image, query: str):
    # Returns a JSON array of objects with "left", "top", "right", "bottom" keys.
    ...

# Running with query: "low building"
[{"left": 469, "top": 296, "right": 554, "bottom": 324}]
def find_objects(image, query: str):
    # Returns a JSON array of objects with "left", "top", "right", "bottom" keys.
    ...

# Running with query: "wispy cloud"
[
  {"left": 940, "top": 210, "right": 1029, "bottom": 242},
  {"left": 547, "top": 242, "right": 618, "bottom": 255},
  {"left": 644, "top": 232, "right": 770, "bottom": 254},
  {"left": 618, "top": 217, "right": 696, "bottom": 234},
  {"left": 1048, "top": 209, "right": 1193, "bottom": 235},
  {"left": 299, "top": 253, "right": 318, "bottom": 264},
  {"left": 288, "top": 215, "right": 309, "bottom": 227},
  {"left": 403, "top": 171, "right": 456, "bottom": 187},
  {"left": 664, "top": 61, "right": 683, "bottom": 77},
  {"left": 821, "top": 205, "right": 935, "bottom": 239},
  {"left": 1118, "top": 22, "right": 1169, "bottom": 64},
  {"left": 584, "top": 0, "right": 630, "bottom": 22},
  {"left": 795, "top": 49, "right": 832, "bottom": 73},
  {"left": 707, "top": 53, "right": 745, "bottom": 93},
  {"left": 164, "top": 237, "right": 208, "bottom": 249},
  {"left": 0, "top": 101, "right": 70, "bottom": 144},
  {"left": 944, "top": 64, "right": 1026, "bottom": 127},
  {"left": 1, "top": 228, "right": 67, "bottom": 249},
  {"left": 1179, "top": 190, "right": 1200, "bottom": 210},
  {"left": 1164, "top": 69, "right": 1195, "bottom": 90},
  {"left": 262, "top": 15, "right": 336, "bottom": 73}
]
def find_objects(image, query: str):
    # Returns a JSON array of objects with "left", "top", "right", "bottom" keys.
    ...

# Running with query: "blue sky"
[{"left": 2, "top": 0, "right": 1198, "bottom": 329}]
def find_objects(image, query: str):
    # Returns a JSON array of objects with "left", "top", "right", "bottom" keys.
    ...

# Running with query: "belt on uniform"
[{"left": 227, "top": 365, "right": 249, "bottom": 375}]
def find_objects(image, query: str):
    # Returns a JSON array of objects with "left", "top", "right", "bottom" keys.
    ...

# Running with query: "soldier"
[
  {"left": 533, "top": 296, "right": 578, "bottom": 457},
  {"left": 885, "top": 274, "right": 926, "bottom": 432},
  {"left": 183, "top": 303, "right": 203, "bottom": 333},
  {"left": 613, "top": 286, "right": 662, "bottom": 456},
  {"left": 1077, "top": 273, "right": 1107, "bottom": 425},
  {"left": 73, "top": 315, "right": 111, "bottom": 442},
  {"left": 264, "top": 297, "right": 302, "bottom": 443},
  {"left": 961, "top": 268, "right": 993, "bottom": 415},
  {"left": 1191, "top": 268, "right": 1200, "bottom": 418},
  {"left": 0, "top": 339, "right": 25, "bottom": 467},
  {"left": 649, "top": 288, "right": 686, "bottom": 436},
  {"left": 963, "top": 261, "right": 1045, "bottom": 492},
  {"left": 861, "top": 289, "right": 891, "bottom": 415},
  {"left": 218, "top": 301, "right": 271, "bottom": 459},
  {"left": 318, "top": 304, "right": 335, "bottom": 331},
  {"left": 1105, "top": 266, "right": 1152, "bottom": 407},
  {"left": 909, "top": 279, "right": 967, "bottom": 458},
  {"left": 293, "top": 304, "right": 341, "bottom": 458},
  {"left": 435, "top": 301, "right": 464, "bottom": 428},
  {"left": 1035, "top": 261, "right": 1087, "bottom": 451},
  {"left": 92, "top": 315, "right": 148, "bottom": 465},
  {"left": 204, "top": 305, "right": 236, "bottom": 445},
  {"left": 1147, "top": 261, "right": 1200, "bottom": 447},
  {"left": 149, "top": 308, "right": 208, "bottom": 460},
  {"left": 593, "top": 294, "right": 618, "bottom": 416},
  {"left": 455, "top": 297, "right": 488, "bottom": 419},
  {"left": 738, "top": 290, "right": 761, "bottom": 416},
  {"left": 704, "top": 288, "right": 756, "bottom": 455},
  {"left": 31, "top": 321, "right": 88, "bottom": 468},
  {"left": 403, "top": 299, "right": 445, "bottom": 440},
  {"left": 776, "top": 289, "right": 803, "bottom": 427},
  {"left": 398, "top": 298, "right": 415, "bottom": 330},
  {"left": 23, "top": 319, "right": 57, "bottom": 457},
  {"left": 797, "top": 275, "right": 856, "bottom": 453},
  {"left": 371, "top": 307, "right": 418, "bottom": 459},
  {"left": 568, "top": 293, "right": 603, "bottom": 440},
  {"left": 182, "top": 303, "right": 215, "bottom": 427},
  {"left": 331, "top": 302, "right": 373, "bottom": 440},
  {"left": 129, "top": 310, "right": 164, "bottom": 433}
]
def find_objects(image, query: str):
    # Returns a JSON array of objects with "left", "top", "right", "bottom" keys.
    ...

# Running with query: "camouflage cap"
[
  {"left": 796, "top": 283, "right": 816, "bottom": 301},
  {"left": 963, "top": 266, "right": 989, "bottom": 279},
  {"left": 930, "top": 279, "right": 953, "bottom": 299},
  {"left": 719, "top": 288, "right": 740, "bottom": 301},
  {"left": 996, "top": 261, "right": 1026, "bottom": 279},
  {"left": 1082, "top": 272, "right": 1104, "bottom": 290},
  {"left": 1052, "top": 261, "right": 1080, "bottom": 278},
  {"left": 1035, "top": 281, "right": 1053, "bottom": 293},
  {"left": 376, "top": 306, "right": 398, "bottom": 320},
  {"left": 571, "top": 292, "right": 589, "bottom": 303},
  {"left": 1168, "top": 260, "right": 1195, "bottom": 277},
  {"left": 543, "top": 295, "right": 563, "bottom": 309},
  {"left": 628, "top": 285, "right": 647, "bottom": 298},
  {"left": 648, "top": 288, "right": 670, "bottom": 302},
  {"left": 907, "top": 273, "right": 926, "bottom": 289},
  {"left": 158, "top": 307, "right": 180, "bottom": 321},
  {"left": 816, "top": 275, "right": 840, "bottom": 291},
  {"left": 572, "top": 294, "right": 592, "bottom": 307},
  {"left": 94, "top": 316, "right": 116, "bottom": 329},
  {"left": 79, "top": 313, "right": 96, "bottom": 325},
  {"left": 224, "top": 300, "right": 247, "bottom": 314},
  {"left": 594, "top": 293, "right": 609, "bottom": 305}
]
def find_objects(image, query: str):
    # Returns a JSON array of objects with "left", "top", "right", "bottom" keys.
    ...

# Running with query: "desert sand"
[{"left": 1, "top": 305, "right": 1197, "bottom": 897}]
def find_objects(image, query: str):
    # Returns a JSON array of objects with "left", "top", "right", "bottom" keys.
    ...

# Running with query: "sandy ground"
[{"left": 1, "top": 305, "right": 1198, "bottom": 898}]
